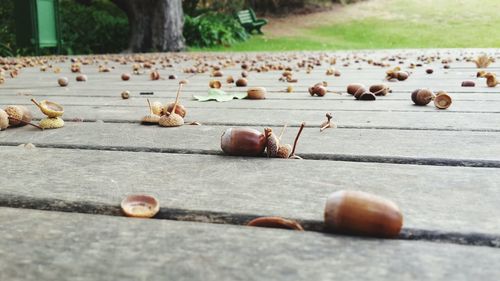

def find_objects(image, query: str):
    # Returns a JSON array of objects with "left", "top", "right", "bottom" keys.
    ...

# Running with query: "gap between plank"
[
  {"left": 1, "top": 142, "right": 500, "bottom": 168},
  {"left": 0, "top": 194, "right": 498, "bottom": 248}
]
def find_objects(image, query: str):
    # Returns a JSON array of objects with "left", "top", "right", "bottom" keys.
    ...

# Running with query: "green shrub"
[
  {"left": 184, "top": 12, "right": 249, "bottom": 48},
  {"left": 59, "top": 0, "right": 129, "bottom": 54}
]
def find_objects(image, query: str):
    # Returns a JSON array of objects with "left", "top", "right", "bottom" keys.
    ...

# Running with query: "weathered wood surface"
[
  {"left": 2, "top": 147, "right": 500, "bottom": 235},
  {"left": 1, "top": 49, "right": 499, "bottom": 280},
  {"left": 1, "top": 208, "right": 500, "bottom": 281}
]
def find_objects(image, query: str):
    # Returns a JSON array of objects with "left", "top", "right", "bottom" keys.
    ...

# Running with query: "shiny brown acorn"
[
  {"left": 221, "top": 128, "right": 266, "bottom": 156},
  {"left": 347, "top": 83, "right": 366, "bottom": 96},
  {"left": 411, "top": 89, "right": 434, "bottom": 106},
  {"left": 247, "top": 216, "right": 304, "bottom": 231},
  {"left": 369, "top": 84, "right": 391, "bottom": 96},
  {"left": 247, "top": 87, "right": 266, "bottom": 100},
  {"left": 324, "top": 190, "right": 403, "bottom": 238},
  {"left": 309, "top": 83, "right": 327, "bottom": 97}
]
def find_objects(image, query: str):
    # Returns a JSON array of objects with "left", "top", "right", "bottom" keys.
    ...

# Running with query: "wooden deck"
[{"left": 1, "top": 49, "right": 499, "bottom": 280}]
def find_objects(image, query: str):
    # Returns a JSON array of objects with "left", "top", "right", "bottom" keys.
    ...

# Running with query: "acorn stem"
[
  {"left": 290, "top": 122, "right": 305, "bottom": 157},
  {"left": 8, "top": 116, "right": 43, "bottom": 130},
  {"left": 320, "top": 123, "right": 331, "bottom": 132},
  {"left": 172, "top": 82, "right": 184, "bottom": 114},
  {"left": 146, "top": 98, "right": 153, "bottom": 115},
  {"left": 30, "top": 98, "right": 43, "bottom": 111},
  {"left": 278, "top": 123, "right": 287, "bottom": 141}
]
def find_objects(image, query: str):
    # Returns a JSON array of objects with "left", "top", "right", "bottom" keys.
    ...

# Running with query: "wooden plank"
[
  {"left": 1, "top": 207, "right": 499, "bottom": 281},
  {"left": 1, "top": 147, "right": 500, "bottom": 234},
  {"left": 1, "top": 123, "right": 499, "bottom": 163},
  {"left": 1, "top": 103, "right": 498, "bottom": 131}
]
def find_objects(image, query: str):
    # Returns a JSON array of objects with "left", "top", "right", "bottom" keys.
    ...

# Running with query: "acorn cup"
[
  {"left": 39, "top": 117, "right": 65, "bottom": 129},
  {"left": 434, "top": 91, "right": 452, "bottom": 109},
  {"left": 31, "top": 99, "right": 64, "bottom": 118},
  {"left": 141, "top": 99, "right": 161, "bottom": 125}
]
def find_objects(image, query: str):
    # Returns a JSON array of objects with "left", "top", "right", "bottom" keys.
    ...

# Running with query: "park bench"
[{"left": 236, "top": 9, "right": 268, "bottom": 34}]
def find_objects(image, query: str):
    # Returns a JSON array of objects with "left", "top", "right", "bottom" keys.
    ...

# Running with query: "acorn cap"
[
  {"left": 434, "top": 92, "right": 452, "bottom": 109},
  {"left": 141, "top": 114, "right": 160, "bottom": 125},
  {"left": 39, "top": 117, "right": 64, "bottom": 129},
  {"left": 159, "top": 113, "right": 184, "bottom": 127},
  {"left": 0, "top": 109, "right": 8, "bottom": 130},
  {"left": 121, "top": 194, "right": 160, "bottom": 218},
  {"left": 359, "top": 92, "right": 376, "bottom": 101},
  {"left": 247, "top": 216, "right": 304, "bottom": 231},
  {"left": 276, "top": 144, "right": 292, "bottom": 159},
  {"left": 32, "top": 99, "right": 64, "bottom": 118}
]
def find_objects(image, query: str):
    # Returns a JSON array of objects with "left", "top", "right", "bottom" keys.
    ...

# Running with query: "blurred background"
[{"left": 0, "top": 0, "right": 498, "bottom": 57}]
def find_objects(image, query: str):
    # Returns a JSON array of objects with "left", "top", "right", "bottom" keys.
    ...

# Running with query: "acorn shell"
[
  {"left": 247, "top": 216, "right": 304, "bottom": 231},
  {"left": 159, "top": 113, "right": 184, "bottom": 127},
  {"left": 411, "top": 89, "right": 434, "bottom": 106},
  {"left": 221, "top": 127, "right": 266, "bottom": 157},
  {"left": 141, "top": 114, "right": 160, "bottom": 125},
  {"left": 34, "top": 100, "right": 64, "bottom": 118},
  {"left": 121, "top": 194, "right": 160, "bottom": 218},
  {"left": 39, "top": 117, "right": 64, "bottom": 129},
  {"left": 324, "top": 190, "right": 403, "bottom": 238},
  {"left": 434, "top": 92, "right": 452, "bottom": 109},
  {"left": 247, "top": 87, "right": 267, "bottom": 100},
  {"left": 0, "top": 109, "right": 8, "bottom": 130}
]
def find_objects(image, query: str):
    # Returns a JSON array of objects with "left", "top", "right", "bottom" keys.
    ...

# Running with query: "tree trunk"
[{"left": 112, "top": 0, "right": 185, "bottom": 52}]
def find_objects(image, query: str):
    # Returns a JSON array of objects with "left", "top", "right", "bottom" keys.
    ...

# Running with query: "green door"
[{"left": 36, "top": 0, "right": 58, "bottom": 47}]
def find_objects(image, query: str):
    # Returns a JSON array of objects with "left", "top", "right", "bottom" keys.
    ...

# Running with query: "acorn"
[
  {"left": 396, "top": 71, "right": 409, "bottom": 81},
  {"left": 150, "top": 70, "right": 160, "bottom": 80},
  {"left": 308, "top": 83, "right": 327, "bottom": 97},
  {"left": 39, "top": 117, "right": 64, "bottom": 129},
  {"left": 485, "top": 73, "right": 498, "bottom": 87},
  {"left": 247, "top": 216, "right": 304, "bottom": 231},
  {"left": 461, "top": 80, "right": 475, "bottom": 87},
  {"left": 4, "top": 105, "right": 32, "bottom": 127},
  {"left": 121, "top": 194, "right": 160, "bottom": 218},
  {"left": 247, "top": 87, "right": 266, "bottom": 100},
  {"left": 163, "top": 103, "right": 187, "bottom": 118},
  {"left": 369, "top": 84, "right": 390, "bottom": 96},
  {"left": 58, "top": 77, "right": 69, "bottom": 87},
  {"left": 76, "top": 74, "right": 87, "bottom": 82},
  {"left": 212, "top": 70, "right": 223, "bottom": 77},
  {"left": 346, "top": 83, "right": 366, "bottom": 96},
  {"left": 168, "top": 74, "right": 177, "bottom": 80},
  {"left": 121, "top": 73, "right": 131, "bottom": 81},
  {"left": 226, "top": 75, "right": 235, "bottom": 84},
  {"left": 235, "top": 78, "right": 248, "bottom": 87},
  {"left": 434, "top": 91, "right": 452, "bottom": 109},
  {"left": 209, "top": 79, "right": 222, "bottom": 89},
  {"left": 324, "top": 190, "right": 403, "bottom": 238},
  {"left": 121, "top": 90, "right": 130, "bottom": 99},
  {"left": 31, "top": 99, "right": 64, "bottom": 117},
  {"left": 159, "top": 82, "right": 185, "bottom": 127},
  {"left": 411, "top": 89, "right": 434, "bottom": 106},
  {"left": 221, "top": 127, "right": 266, "bottom": 156},
  {"left": 0, "top": 109, "right": 8, "bottom": 130},
  {"left": 150, "top": 101, "right": 163, "bottom": 116}
]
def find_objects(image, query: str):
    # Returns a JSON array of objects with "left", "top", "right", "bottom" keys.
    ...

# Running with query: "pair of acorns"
[
  {"left": 346, "top": 83, "right": 391, "bottom": 100},
  {"left": 221, "top": 122, "right": 305, "bottom": 159},
  {"left": 411, "top": 89, "right": 452, "bottom": 109},
  {"left": 0, "top": 99, "right": 64, "bottom": 131},
  {"left": 141, "top": 81, "right": 187, "bottom": 127}
]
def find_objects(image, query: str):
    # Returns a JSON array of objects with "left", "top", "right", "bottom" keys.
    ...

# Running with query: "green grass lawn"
[{"left": 193, "top": 0, "right": 500, "bottom": 51}]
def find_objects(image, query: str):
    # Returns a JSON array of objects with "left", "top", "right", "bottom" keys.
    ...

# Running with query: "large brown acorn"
[
  {"left": 221, "top": 128, "right": 266, "bottom": 156},
  {"left": 411, "top": 89, "right": 434, "bottom": 106},
  {"left": 324, "top": 190, "right": 403, "bottom": 238}
]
